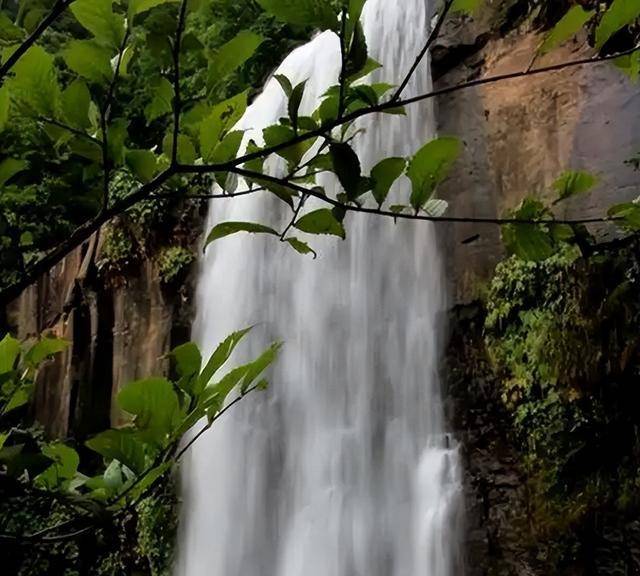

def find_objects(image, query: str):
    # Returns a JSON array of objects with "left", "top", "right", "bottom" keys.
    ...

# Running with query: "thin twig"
[
  {"left": 100, "top": 28, "right": 131, "bottom": 212},
  {"left": 38, "top": 116, "right": 101, "bottom": 144},
  {"left": 170, "top": 0, "right": 189, "bottom": 167},
  {"left": 228, "top": 167, "right": 620, "bottom": 227},
  {"left": 391, "top": 0, "right": 455, "bottom": 101}
]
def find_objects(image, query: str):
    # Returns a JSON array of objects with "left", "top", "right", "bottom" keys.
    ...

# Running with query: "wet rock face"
[
  {"left": 445, "top": 302, "right": 538, "bottom": 576},
  {"left": 434, "top": 22, "right": 640, "bottom": 305}
]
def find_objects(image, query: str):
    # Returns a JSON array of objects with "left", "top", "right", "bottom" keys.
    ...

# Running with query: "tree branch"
[
  {"left": 227, "top": 166, "right": 620, "bottom": 227},
  {"left": 38, "top": 116, "right": 101, "bottom": 144},
  {"left": 170, "top": 0, "right": 189, "bottom": 167},
  {"left": 391, "top": 0, "right": 454, "bottom": 101}
]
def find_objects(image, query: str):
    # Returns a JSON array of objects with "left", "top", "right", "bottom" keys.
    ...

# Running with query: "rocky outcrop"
[
  {"left": 5, "top": 232, "right": 198, "bottom": 439},
  {"left": 435, "top": 22, "right": 640, "bottom": 303}
]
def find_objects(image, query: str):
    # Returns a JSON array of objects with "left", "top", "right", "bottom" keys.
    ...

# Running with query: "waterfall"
[{"left": 176, "top": 0, "right": 464, "bottom": 574}]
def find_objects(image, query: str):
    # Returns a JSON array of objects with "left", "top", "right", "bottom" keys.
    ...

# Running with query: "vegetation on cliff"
[{"left": 481, "top": 239, "right": 640, "bottom": 570}]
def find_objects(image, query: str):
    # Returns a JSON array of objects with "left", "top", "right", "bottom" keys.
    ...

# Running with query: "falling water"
[{"left": 177, "top": 0, "right": 464, "bottom": 574}]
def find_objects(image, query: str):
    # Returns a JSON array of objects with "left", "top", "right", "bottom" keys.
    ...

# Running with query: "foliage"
[
  {"left": 156, "top": 245, "right": 195, "bottom": 284},
  {"left": 0, "top": 327, "right": 281, "bottom": 545},
  {"left": 485, "top": 241, "right": 640, "bottom": 563}
]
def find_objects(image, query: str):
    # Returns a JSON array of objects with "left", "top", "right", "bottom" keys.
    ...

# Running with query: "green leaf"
[
  {"left": 86, "top": 429, "right": 148, "bottom": 475},
  {"left": 0, "top": 13, "right": 24, "bottom": 45},
  {"left": 117, "top": 377, "right": 181, "bottom": 446},
  {"left": 0, "top": 85, "right": 9, "bottom": 133},
  {"left": 208, "top": 130, "right": 244, "bottom": 165},
  {"left": 205, "top": 222, "right": 279, "bottom": 248},
  {"left": 596, "top": 0, "right": 640, "bottom": 49},
  {"left": 615, "top": 51, "right": 640, "bottom": 82},
  {"left": 145, "top": 77, "right": 173, "bottom": 124},
  {"left": 370, "top": 157, "right": 405, "bottom": 206},
  {"left": 240, "top": 342, "right": 283, "bottom": 393},
  {"left": 62, "top": 80, "right": 92, "bottom": 130},
  {"left": 207, "top": 31, "right": 264, "bottom": 93},
  {"left": 0, "top": 334, "right": 20, "bottom": 374},
  {"left": 553, "top": 170, "right": 598, "bottom": 202},
  {"left": 407, "top": 137, "right": 460, "bottom": 211},
  {"left": 349, "top": 0, "right": 367, "bottom": 25},
  {"left": 286, "top": 237, "right": 317, "bottom": 258},
  {"left": 263, "top": 124, "right": 313, "bottom": 168},
  {"left": 8, "top": 45, "right": 60, "bottom": 116},
  {"left": 295, "top": 208, "right": 346, "bottom": 239},
  {"left": 2, "top": 386, "right": 30, "bottom": 415},
  {"left": 35, "top": 443, "right": 80, "bottom": 490},
  {"left": 0, "top": 432, "right": 8, "bottom": 450},
  {"left": 330, "top": 142, "right": 361, "bottom": 198},
  {"left": 451, "top": 0, "right": 481, "bottom": 14},
  {"left": 501, "top": 198, "right": 556, "bottom": 261},
  {"left": 345, "top": 22, "right": 368, "bottom": 78},
  {"left": 289, "top": 80, "right": 307, "bottom": 131},
  {"left": 114, "top": 462, "right": 172, "bottom": 507},
  {"left": 129, "top": 0, "right": 179, "bottom": 19},
  {"left": 255, "top": 0, "right": 338, "bottom": 30},
  {"left": 126, "top": 149, "right": 158, "bottom": 183},
  {"left": 172, "top": 342, "right": 202, "bottom": 379},
  {"left": 199, "top": 91, "right": 248, "bottom": 159},
  {"left": 107, "top": 119, "right": 128, "bottom": 166},
  {"left": 0, "top": 158, "right": 27, "bottom": 187},
  {"left": 163, "top": 132, "right": 197, "bottom": 164},
  {"left": 198, "top": 326, "right": 254, "bottom": 394},
  {"left": 70, "top": 0, "right": 125, "bottom": 49},
  {"left": 347, "top": 57, "right": 381, "bottom": 84},
  {"left": 608, "top": 199, "right": 640, "bottom": 230},
  {"left": 275, "top": 74, "right": 293, "bottom": 98},
  {"left": 25, "top": 336, "right": 68, "bottom": 366},
  {"left": 539, "top": 6, "right": 595, "bottom": 54},
  {"left": 63, "top": 40, "right": 113, "bottom": 84}
]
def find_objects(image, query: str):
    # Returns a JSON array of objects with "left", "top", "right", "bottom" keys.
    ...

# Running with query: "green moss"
[
  {"left": 157, "top": 246, "right": 195, "bottom": 285},
  {"left": 484, "top": 240, "right": 640, "bottom": 563}
]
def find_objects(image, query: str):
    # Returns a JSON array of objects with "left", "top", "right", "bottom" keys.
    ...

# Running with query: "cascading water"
[{"left": 176, "top": 0, "right": 464, "bottom": 574}]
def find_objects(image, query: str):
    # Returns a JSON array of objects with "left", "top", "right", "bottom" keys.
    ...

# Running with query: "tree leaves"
[
  {"left": 207, "top": 31, "right": 264, "bottom": 94},
  {"left": 553, "top": 170, "right": 598, "bottom": 202},
  {"left": 256, "top": 0, "right": 338, "bottom": 30},
  {"left": 35, "top": 443, "right": 80, "bottom": 490},
  {"left": 539, "top": 6, "right": 595, "bottom": 55},
  {"left": 62, "top": 40, "right": 113, "bottom": 84},
  {"left": 596, "top": 0, "right": 640, "bottom": 50},
  {"left": 25, "top": 336, "right": 69, "bottom": 366},
  {"left": 407, "top": 137, "right": 460, "bottom": 211},
  {"left": 608, "top": 198, "right": 640, "bottom": 230},
  {"left": 0, "top": 85, "right": 9, "bottom": 133},
  {"left": 370, "top": 157, "right": 406, "bottom": 206},
  {"left": 295, "top": 208, "right": 346, "bottom": 238},
  {"left": 62, "top": 80, "right": 92, "bottom": 130},
  {"left": 8, "top": 45, "right": 60, "bottom": 116},
  {"left": 286, "top": 237, "right": 317, "bottom": 258},
  {"left": 86, "top": 429, "right": 148, "bottom": 474},
  {"left": 205, "top": 222, "right": 279, "bottom": 248},
  {"left": 0, "top": 158, "right": 27, "bottom": 187},
  {"left": 129, "top": 0, "right": 179, "bottom": 20},
  {"left": 330, "top": 142, "right": 361, "bottom": 198},
  {"left": 117, "top": 377, "right": 181, "bottom": 446},
  {"left": 501, "top": 198, "right": 560, "bottom": 262},
  {"left": 126, "top": 149, "right": 158, "bottom": 183},
  {"left": 144, "top": 77, "right": 174, "bottom": 124},
  {"left": 70, "top": 0, "right": 125, "bottom": 50},
  {"left": 199, "top": 90, "right": 249, "bottom": 160},
  {"left": 0, "top": 334, "right": 20, "bottom": 374}
]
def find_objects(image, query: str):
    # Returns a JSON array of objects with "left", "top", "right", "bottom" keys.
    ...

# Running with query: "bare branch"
[
  {"left": 171, "top": 0, "right": 190, "bottom": 167},
  {"left": 391, "top": 0, "right": 455, "bottom": 101}
]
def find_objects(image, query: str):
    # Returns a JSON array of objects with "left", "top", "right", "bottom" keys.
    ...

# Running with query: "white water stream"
[{"left": 177, "top": 1, "right": 464, "bottom": 574}]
